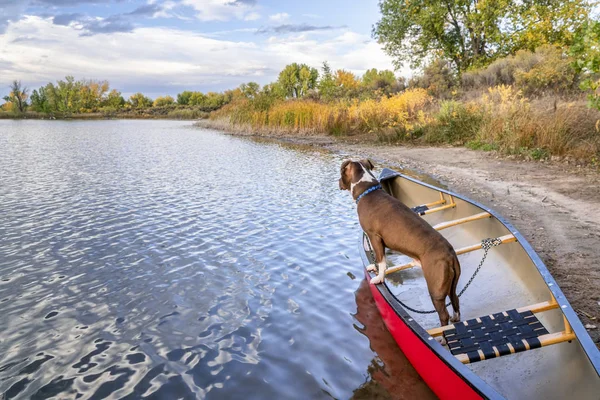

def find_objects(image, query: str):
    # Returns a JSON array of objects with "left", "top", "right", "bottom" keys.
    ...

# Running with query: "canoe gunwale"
[{"left": 360, "top": 168, "right": 600, "bottom": 392}]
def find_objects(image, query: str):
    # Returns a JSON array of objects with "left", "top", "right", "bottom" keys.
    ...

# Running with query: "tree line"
[{"left": 3, "top": 0, "right": 600, "bottom": 115}]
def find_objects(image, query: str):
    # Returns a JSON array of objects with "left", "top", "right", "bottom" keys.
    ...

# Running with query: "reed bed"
[{"left": 211, "top": 85, "right": 600, "bottom": 163}]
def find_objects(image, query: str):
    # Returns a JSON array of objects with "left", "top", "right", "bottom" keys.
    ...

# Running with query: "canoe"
[{"left": 359, "top": 168, "right": 600, "bottom": 400}]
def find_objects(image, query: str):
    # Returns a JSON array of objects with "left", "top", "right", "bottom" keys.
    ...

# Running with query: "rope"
[{"left": 365, "top": 235, "right": 503, "bottom": 314}]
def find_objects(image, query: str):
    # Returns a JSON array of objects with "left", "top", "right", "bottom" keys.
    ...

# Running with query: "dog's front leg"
[{"left": 368, "top": 235, "right": 386, "bottom": 285}]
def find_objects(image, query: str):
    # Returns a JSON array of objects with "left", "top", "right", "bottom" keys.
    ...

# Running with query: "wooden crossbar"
[
  {"left": 422, "top": 202, "right": 456, "bottom": 215},
  {"left": 433, "top": 212, "right": 491, "bottom": 231},
  {"left": 427, "top": 299, "right": 560, "bottom": 337},
  {"left": 421, "top": 192, "right": 446, "bottom": 208},
  {"left": 455, "top": 330, "right": 576, "bottom": 364},
  {"left": 386, "top": 234, "right": 516, "bottom": 275}
]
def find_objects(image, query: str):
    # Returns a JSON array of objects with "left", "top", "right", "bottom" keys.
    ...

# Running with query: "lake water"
[{"left": 0, "top": 120, "right": 433, "bottom": 399}]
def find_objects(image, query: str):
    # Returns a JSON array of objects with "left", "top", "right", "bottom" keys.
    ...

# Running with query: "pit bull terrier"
[{"left": 339, "top": 159, "right": 461, "bottom": 326}]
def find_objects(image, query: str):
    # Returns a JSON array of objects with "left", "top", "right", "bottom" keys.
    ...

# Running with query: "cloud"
[
  {"left": 78, "top": 15, "right": 134, "bottom": 35},
  {"left": 269, "top": 12, "right": 289, "bottom": 23},
  {"left": 0, "top": 16, "right": 398, "bottom": 98},
  {"left": 244, "top": 12, "right": 260, "bottom": 21},
  {"left": 181, "top": 0, "right": 259, "bottom": 21},
  {"left": 0, "top": 2, "right": 28, "bottom": 34},
  {"left": 126, "top": 3, "right": 163, "bottom": 17},
  {"left": 257, "top": 24, "right": 344, "bottom": 35},
  {"left": 51, "top": 13, "right": 134, "bottom": 35},
  {"left": 52, "top": 13, "right": 82, "bottom": 25},
  {"left": 302, "top": 13, "right": 322, "bottom": 19}
]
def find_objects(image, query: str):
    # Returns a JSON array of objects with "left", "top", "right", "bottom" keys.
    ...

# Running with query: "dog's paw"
[
  {"left": 370, "top": 275, "right": 384, "bottom": 285},
  {"left": 366, "top": 264, "right": 377, "bottom": 272},
  {"left": 450, "top": 312, "right": 461, "bottom": 323},
  {"left": 435, "top": 336, "right": 447, "bottom": 346}
]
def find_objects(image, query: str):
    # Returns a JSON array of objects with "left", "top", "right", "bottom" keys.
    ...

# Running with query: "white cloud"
[
  {"left": 0, "top": 16, "right": 399, "bottom": 97},
  {"left": 269, "top": 12, "right": 289, "bottom": 23},
  {"left": 244, "top": 12, "right": 261, "bottom": 21},
  {"left": 180, "top": 0, "right": 258, "bottom": 22}
]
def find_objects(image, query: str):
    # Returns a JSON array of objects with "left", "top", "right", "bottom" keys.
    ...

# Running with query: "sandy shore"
[{"left": 196, "top": 121, "right": 600, "bottom": 347}]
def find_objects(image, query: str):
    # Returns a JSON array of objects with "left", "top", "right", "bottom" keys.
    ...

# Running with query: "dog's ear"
[
  {"left": 359, "top": 159, "right": 374, "bottom": 170},
  {"left": 340, "top": 160, "right": 352, "bottom": 174}
]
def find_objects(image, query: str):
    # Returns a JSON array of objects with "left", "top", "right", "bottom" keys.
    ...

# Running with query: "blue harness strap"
[{"left": 355, "top": 184, "right": 382, "bottom": 204}]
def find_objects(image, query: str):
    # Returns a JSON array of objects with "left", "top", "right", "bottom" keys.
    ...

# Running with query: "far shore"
[{"left": 196, "top": 118, "right": 600, "bottom": 347}]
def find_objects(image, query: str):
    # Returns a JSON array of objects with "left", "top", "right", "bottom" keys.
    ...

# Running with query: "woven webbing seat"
[
  {"left": 412, "top": 205, "right": 429, "bottom": 215},
  {"left": 443, "top": 309, "right": 549, "bottom": 363}
]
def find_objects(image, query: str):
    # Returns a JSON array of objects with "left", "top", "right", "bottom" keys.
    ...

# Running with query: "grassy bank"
[
  {"left": 204, "top": 86, "right": 600, "bottom": 165},
  {"left": 0, "top": 106, "right": 210, "bottom": 121}
]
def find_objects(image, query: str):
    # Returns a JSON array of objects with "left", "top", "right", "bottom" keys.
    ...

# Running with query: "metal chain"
[{"left": 364, "top": 235, "right": 503, "bottom": 314}]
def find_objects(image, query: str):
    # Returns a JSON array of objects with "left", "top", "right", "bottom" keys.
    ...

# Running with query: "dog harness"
[{"left": 355, "top": 184, "right": 382, "bottom": 204}]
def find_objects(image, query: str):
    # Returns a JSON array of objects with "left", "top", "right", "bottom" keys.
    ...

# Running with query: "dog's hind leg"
[
  {"left": 367, "top": 235, "right": 387, "bottom": 285},
  {"left": 449, "top": 258, "right": 461, "bottom": 323},
  {"left": 430, "top": 292, "right": 450, "bottom": 327}
]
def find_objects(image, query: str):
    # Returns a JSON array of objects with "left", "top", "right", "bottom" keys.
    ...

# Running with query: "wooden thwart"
[
  {"left": 386, "top": 234, "right": 516, "bottom": 275},
  {"left": 433, "top": 212, "right": 491, "bottom": 231}
]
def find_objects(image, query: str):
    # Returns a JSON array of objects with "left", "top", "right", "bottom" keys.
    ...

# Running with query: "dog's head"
[{"left": 339, "top": 159, "right": 376, "bottom": 195}]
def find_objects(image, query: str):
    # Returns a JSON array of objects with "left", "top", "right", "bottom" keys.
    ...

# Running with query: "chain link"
[{"left": 364, "top": 235, "right": 503, "bottom": 314}]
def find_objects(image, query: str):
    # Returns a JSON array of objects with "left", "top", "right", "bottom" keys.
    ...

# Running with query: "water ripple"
[{"left": 0, "top": 120, "right": 432, "bottom": 399}]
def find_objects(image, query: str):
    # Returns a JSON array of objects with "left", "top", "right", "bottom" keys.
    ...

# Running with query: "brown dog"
[{"left": 339, "top": 159, "right": 461, "bottom": 326}]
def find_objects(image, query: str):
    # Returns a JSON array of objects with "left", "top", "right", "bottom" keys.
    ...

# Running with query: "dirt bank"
[{"left": 197, "top": 121, "right": 600, "bottom": 347}]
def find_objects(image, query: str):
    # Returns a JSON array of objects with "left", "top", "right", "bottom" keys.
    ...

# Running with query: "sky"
[{"left": 0, "top": 0, "right": 407, "bottom": 99}]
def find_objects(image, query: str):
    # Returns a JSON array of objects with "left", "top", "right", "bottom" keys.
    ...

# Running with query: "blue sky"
[{"left": 0, "top": 0, "right": 404, "bottom": 99}]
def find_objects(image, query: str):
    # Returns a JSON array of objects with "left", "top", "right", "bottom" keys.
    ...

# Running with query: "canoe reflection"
[{"left": 351, "top": 278, "right": 436, "bottom": 400}]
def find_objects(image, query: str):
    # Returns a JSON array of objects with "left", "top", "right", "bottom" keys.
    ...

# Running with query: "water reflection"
[{"left": 0, "top": 120, "right": 431, "bottom": 399}]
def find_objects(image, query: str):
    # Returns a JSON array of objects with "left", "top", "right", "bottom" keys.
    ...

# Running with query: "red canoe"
[{"left": 360, "top": 168, "right": 600, "bottom": 399}]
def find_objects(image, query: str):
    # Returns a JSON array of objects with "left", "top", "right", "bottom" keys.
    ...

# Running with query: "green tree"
[
  {"left": 153, "top": 95, "right": 175, "bottom": 107},
  {"left": 3, "top": 80, "right": 28, "bottom": 113},
  {"left": 189, "top": 92, "right": 207, "bottom": 106},
  {"left": 277, "top": 63, "right": 319, "bottom": 98},
  {"left": 177, "top": 91, "right": 193, "bottom": 105},
  {"left": 318, "top": 61, "right": 337, "bottom": 100},
  {"left": 103, "top": 89, "right": 125, "bottom": 109},
  {"left": 129, "top": 92, "right": 153, "bottom": 108},
  {"left": 572, "top": 21, "right": 600, "bottom": 110},
  {"left": 373, "top": 0, "right": 592, "bottom": 74},
  {"left": 30, "top": 87, "right": 51, "bottom": 113},
  {"left": 240, "top": 82, "right": 260, "bottom": 99}
]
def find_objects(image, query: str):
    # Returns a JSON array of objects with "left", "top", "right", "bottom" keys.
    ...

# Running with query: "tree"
[
  {"left": 129, "top": 92, "right": 153, "bottom": 108},
  {"left": 277, "top": 63, "right": 319, "bottom": 98},
  {"left": 103, "top": 89, "right": 125, "bottom": 109},
  {"left": 318, "top": 61, "right": 337, "bottom": 100},
  {"left": 29, "top": 87, "right": 50, "bottom": 113},
  {"left": 572, "top": 21, "right": 600, "bottom": 110},
  {"left": 373, "top": 0, "right": 592, "bottom": 74},
  {"left": 3, "top": 80, "right": 28, "bottom": 113},
  {"left": 239, "top": 82, "right": 260, "bottom": 99},
  {"left": 153, "top": 95, "right": 175, "bottom": 107},
  {"left": 177, "top": 91, "right": 193, "bottom": 105}
]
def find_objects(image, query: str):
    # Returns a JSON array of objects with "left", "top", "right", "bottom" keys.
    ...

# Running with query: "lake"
[{"left": 0, "top": 120, "right": 432, "bottom": 399}]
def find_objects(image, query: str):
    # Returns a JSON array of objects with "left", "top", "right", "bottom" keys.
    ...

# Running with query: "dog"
[{"left": 339, "top": 159, "right": 461, "bottom": 326}]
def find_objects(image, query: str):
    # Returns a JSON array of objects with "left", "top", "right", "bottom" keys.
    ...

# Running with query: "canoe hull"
[{"left": 365, "top": 267, "right": 484, "bottom": 400}]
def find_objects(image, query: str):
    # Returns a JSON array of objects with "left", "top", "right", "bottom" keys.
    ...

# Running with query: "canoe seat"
[
  {"left": 444, "top": 309, "right": 549, "bottom": 364},
  {"left": 412, "top": 205, "right": 429, "bottom": 215}
]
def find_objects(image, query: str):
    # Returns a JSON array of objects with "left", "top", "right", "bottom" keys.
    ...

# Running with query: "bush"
[
  {"left": 425, "top": 101, "right": 484, "bottom": 144},
  {"left": 462, "top": 45, "right": 578, "bottom": 96},
  {"left": 410, "top": 59, "right": 458, "bottom": 99}
]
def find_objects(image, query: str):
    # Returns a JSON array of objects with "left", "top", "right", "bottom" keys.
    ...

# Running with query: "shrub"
[
  {"left": 410, "top": 59, "right": 458, "bottom": 99},
  {"left": 425, "top": 101, "right": 484, "bottom": 144},
  {"left": 462, "top": 45, "right": 578, "bottom": 96}
]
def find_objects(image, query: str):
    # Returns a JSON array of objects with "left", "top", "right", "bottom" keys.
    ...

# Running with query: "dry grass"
[{"left": 208, "top": 85, "right": 600, "bottom": 163}]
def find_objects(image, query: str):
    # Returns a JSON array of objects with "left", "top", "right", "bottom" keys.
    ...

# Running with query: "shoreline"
[{"left": 196, "top": 119, "right": 600, "bottom": 347}]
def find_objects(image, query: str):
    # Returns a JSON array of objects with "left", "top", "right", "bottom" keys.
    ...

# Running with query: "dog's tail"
[{"left": 449, "top": 256, "right": 461, "bottom": 317}]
